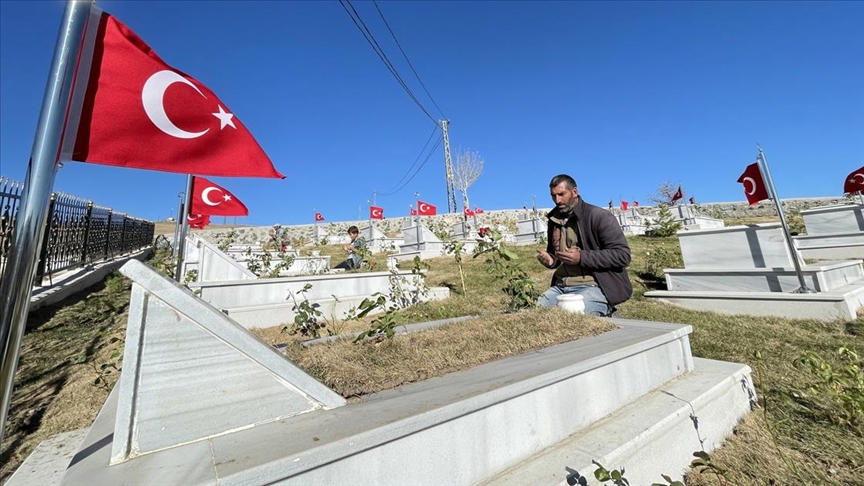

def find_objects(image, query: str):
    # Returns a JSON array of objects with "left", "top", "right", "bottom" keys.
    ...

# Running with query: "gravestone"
[{"left": 795, "top": 204, "right": 864, "bottom": 260}]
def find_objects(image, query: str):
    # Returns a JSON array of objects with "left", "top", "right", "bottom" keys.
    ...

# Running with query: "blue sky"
[{"left": 1, "top": 1, "right": 862, "bottom": 225}]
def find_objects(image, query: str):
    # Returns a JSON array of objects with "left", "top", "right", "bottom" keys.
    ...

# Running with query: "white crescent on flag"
[
  {"left": 372, "top": 208, "right": 382, "bottom": 217},
  {"left": 742, "top": 177, "right": 757, "bottom": 195},
  {"left": 142, "top": 70, "right": 210, "bottom": 139},
  {"left": 419, "top": 203, "right": 430, "bottom": 212},
  {"left": 201, "top": 187, "right": 224, "bottom": 206},
  {"left": 188, "top": 213, "right": 200, "bottom": 221},
  {"left": 851, "top": 173, "right": 864, "bottom": 185}
]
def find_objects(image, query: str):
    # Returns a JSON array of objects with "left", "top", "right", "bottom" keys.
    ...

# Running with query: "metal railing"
[{"left": 0, "top": 176, "right": 155, "bottom": 284}]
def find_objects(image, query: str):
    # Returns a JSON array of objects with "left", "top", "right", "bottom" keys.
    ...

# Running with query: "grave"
[
  {"left": 616, "top": 208, "right": 649, "bottom": 236},
  {"left": 183, "top": 235, "right": 329, "bottom": 280},
  {"left": 10, "top": 260, "right": 754, "bottom": 486},
  {"left": 794, "top": 203, "right": 864, "bottom": 260},
  {"left": 312, "top": 224, "right": 350, "bottom": 245},
  {"left": 668, "top": 204, "right": 725, "bottom": 230},
  {"left": 645, "top": 223, "right": 864, "bottom": 320},
  {"left": 359, "top": 224, "right": 404, "bottom": 254},
  {"left": 513, "top": 213, "right": 546, "bottom": 245},
  {"left": 398, "top": 219, "right": 448, "bottom": 261}
]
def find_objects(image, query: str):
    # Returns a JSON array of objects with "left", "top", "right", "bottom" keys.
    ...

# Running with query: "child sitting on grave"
[{"left": 334, "top": 226, "right": 367, "bottom": 270}]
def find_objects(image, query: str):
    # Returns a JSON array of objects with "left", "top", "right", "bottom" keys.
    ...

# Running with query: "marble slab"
[
  {"left": 801, "top": 204, "right": 864, "bottom": 236},
  {"left": 677, "top": 223, "right": 800, "bottom": 270}
]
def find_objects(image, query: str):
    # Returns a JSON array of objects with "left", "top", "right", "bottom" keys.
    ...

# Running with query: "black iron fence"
[{"left": 0, "top": 176, "right": 155, "bottom": 284}]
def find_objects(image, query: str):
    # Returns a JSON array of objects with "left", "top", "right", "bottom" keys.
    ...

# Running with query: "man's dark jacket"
[{"left": 544, "top": 197, "right": 633, "bottom": 306}]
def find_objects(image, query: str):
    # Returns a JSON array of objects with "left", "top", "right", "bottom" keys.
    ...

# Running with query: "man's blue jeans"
[{"left": 537, "top": 284, "right": 611, "bottom": 316}]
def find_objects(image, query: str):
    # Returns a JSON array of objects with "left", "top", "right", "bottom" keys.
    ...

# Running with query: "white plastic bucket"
[{"left": 556, "top": 294, "right": 586, "bottom": 314}]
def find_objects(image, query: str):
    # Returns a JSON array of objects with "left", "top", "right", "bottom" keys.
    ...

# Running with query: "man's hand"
[
  {"left": 556, "top": 247, "right": 581, "bottom": 265},
  {"left": 536, "top": 250, "right": 555, "bottom": 267}
]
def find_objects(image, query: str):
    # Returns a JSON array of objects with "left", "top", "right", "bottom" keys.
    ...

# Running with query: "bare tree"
[
  {"left": 453, "top": 148, "right": 484, "bottom": 211},
  {"left": 648, "top": 181, "right": 681, "bottom": 206}
]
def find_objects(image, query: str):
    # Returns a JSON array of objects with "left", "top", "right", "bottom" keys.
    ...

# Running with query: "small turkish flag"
[
  {"left": 64, "top": 9, "right": 284, "bottom": 179},
  {"left": 620, "top": 200, "right": 629, "bottom": 211},
  {"left": 671, "top": 186, "right": 683, "bottom": 202},
  {"left": 190, "top": 176, "right": 249, "bottom": 216},
  {"left": 633, "top": 201, "right": 639, "bottom": 207},
  {"left": 843, "top": 166, "right": 864, "bottom": 194},
  {"left": 410, "top": 208, "right": 418, "bottom": 216},
  {"left": 689, "top": 196, "right": 696, "bottom": 205},
  {"left": 464, "top": 208, "right": 475, "bottom": 217},
  {"left": 370, "top": 206, "right": 384, "bottom": 220},
  {"left": 418, "top": 200, "right": 436, "bottom": 216},
  {"left": 315, "top": 212, "right": 325, "bottom": 222},
  {"left": 474, "top": 207, "right": 484, "bottom": 214},
  {"left": 737, "top": 162, "right": 770, "bottom": 206},
  {"left": 187, "top": 213, "right": 210, "bottom": 229}
]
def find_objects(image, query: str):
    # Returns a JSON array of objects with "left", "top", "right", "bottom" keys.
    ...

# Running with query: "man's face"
[{"left": 550, "top": 182, "right": 578, "bottom": 212}]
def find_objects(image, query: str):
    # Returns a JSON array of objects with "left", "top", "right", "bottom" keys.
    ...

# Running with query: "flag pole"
[
  {"left": 414, "top": 192, "right": 421, "bottom": 250},
  {"left": 173, "top": 174, "right": 193, "bottom": 281},
  {"left": 0, "top": 0, "right": 92, "bottom": 443},
  {"left": 757, "top": 145, "right": 814, "bottom": 294},
  {"left": 171, "top": 191, "right": 184, "bottom": 256}
]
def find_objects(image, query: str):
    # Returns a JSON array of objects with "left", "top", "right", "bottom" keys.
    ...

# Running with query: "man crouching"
[{"left": 535, "top": 174, "right": 632, "bottom": 316}]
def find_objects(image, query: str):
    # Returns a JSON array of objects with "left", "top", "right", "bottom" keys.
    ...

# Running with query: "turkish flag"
[
  {"left": 671, "top": 186, "right": 683, "bottom": 202},
  {"left": 737, "top": 163, "right": 770, "bottom": 206},
  {"left": 689, "top": 196, "right": 696, "bottom": 205},
  {"left": 464, "top": 208, "right": 475, "bottom": 217},
  {"left": 65, "top": 9, "right": 284, "bottom": 179},
  {"left": 315, "top": 212, "right": 325, "bottom": 222},
  {"left": 370, "top": 206, "right": 384, "bottom": 220},
  {"left": 418, "top": 200, "right": 436, "bottom": 216},
  {"left": 843, "top": 166, "right": 864, "bottom": 194},
  {"left": 187, "top": 213, "right": 210, "bottom": 229},
  {"left": 189, "top": 176, "right": 249, "bottom": 216},
  {"left": 620, "top": 201, "right": 629, "bottom": 211},
  {"left": 474, "top": 207, "right": 484, "bottom": 214},
  {"left": 633, "top": 201, "right": 639, "bottom": 207},
  {"left": 410, "top": 208, "right": 417, "bottom": 216}
]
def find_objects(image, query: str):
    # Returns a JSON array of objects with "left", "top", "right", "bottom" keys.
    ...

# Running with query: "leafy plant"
[
  {"left": 794, "top": 346, "right": 863, "bottom": 433},
  {"left": 217, "top": 229, "right": 237, "bottom": 252},
  {"left": 592, "top": 460, "right": 630, "bottom": 486},
  {"left": 353, "top": 294, "right": 402, "bottom": 343},
  {"left": 443, "top": 237, "right": 467, "bottom": 295},
  {"left": 473, "top": 228, "right": 538, "bottom": 310},
  {"left": 282, "top": 283, "right": 327, "bottom": 338},
  {"left": 643, "top": 246, "right": 683, "bottom": 281}
]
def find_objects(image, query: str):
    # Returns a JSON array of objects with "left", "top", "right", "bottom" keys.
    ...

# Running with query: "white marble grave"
[
  {"left": 360, "top": 224, "right": 404, "bottom": 254},
  {"left": 514, "top": 217, "right": 546, "bottom": 245},
  {"left": 645, "top": 223, "right": 864, "bottom": 320},
  {"left": 794, "top": 204, "right": 864, "bottom": 260},
  {"left": 398, "top": 220, "right": 447, "bottom": 260}
]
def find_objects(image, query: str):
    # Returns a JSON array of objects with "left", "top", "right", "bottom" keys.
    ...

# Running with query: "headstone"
[
  {"left": 800, "top": 204, "right": 864, "bottom": 235},
  {"left": 677, "top": 223, "right": 800, "bottom": 270}
]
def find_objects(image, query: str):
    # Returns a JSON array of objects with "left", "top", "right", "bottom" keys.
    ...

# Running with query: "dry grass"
[{"left": 284, "top": 308, "right": 615, "bottom": 398}]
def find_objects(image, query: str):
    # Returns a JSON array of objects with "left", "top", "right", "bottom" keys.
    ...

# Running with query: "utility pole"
[{"left": 441, "top": 119, "right": 457, "bottom": 214}]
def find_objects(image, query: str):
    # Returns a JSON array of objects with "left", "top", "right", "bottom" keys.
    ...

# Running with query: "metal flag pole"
[
  {"left": 173, "top": 174, "right": 193, "bottom": 281},
  {"left": 0, "top": 0, "right": 92, "bottom": 444},
  {"left": 414, "top": 192, "right": 421, "bottom": 250},
  {"left": 757, "top": 145, "right": 814, "bottom": 294},
  {"left": 171, "top": 191, "right": 184, "bottom": 256}
]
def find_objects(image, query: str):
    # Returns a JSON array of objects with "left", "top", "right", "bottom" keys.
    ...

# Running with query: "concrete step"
[{"left": 481, "top": 357, "right": 753, "bottom": 486}]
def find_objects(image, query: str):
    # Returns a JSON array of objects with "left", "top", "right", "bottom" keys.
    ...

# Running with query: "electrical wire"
[
  {"left": 378, "top": 125, "right": 439, "bottom": 196},
  {"left": 338, "top": 0, "right": 438, "bottom": 125},
  {"left": 371, "top": 0, "right": 446, "bottom": 119},
  {"left": 378, "top": 134, "right": 443, "bottom": 196}
]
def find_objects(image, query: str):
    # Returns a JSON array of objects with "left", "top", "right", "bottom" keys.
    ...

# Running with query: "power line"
[
  {"left": 379, "top": 125, "right": 440, "bottom": 196},
  {"left": 379, "top": 134, "right": 443, "bottom": 196},
  {"left": 338, "top": 0, "right": 438, "bottom": 125},
  {"left": 371, "top": 0, "right": 446, "bottom": 119}
]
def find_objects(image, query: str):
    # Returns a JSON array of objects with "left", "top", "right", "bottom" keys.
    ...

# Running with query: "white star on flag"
[
  {"left": 223, "top": 194, "right": 232, "bottom": 201},
  {"left": 212, "top": 105, "right": 236, "bottom": 130}
]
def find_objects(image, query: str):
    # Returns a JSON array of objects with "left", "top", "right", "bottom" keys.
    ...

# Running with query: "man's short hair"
[
  {"left": 549, "top": 174, "right": 577, "bottom": 190},
  {"left": 347, "top": 225, "right": 359, "bottom": 235}
]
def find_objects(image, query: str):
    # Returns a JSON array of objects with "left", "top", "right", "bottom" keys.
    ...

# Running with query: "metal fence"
[{"left": 0, "top": 176, "right": 155, "bottom": 284}]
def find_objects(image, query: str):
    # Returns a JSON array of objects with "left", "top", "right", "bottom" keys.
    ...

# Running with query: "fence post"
[
  {"left": 35, "top": 193, "right": 57, "bottom": 284},
  {"left": 80, "top": 200, "right": 93, "bottom": 264},
  {"left": 120, "top": 214, "right": 128, "bottom": 254},
  {"left": 104, "top": 208, "right": 113, "bottom": 258}
]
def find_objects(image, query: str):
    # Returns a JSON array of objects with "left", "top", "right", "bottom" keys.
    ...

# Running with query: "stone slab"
[
  {"left": 800, "top": 203, "right": 864, "bottom": 236},
  {"left": 645, "top": 283, "right": 864, "bottom": 321},
  {"left": 111, "top": 260, "right": 345, "bottom": 462},
  {"left": 5, "top": 429, "right": 88, "bottom": 486},
  {"left": 799, "top": 245, "right": 864, "bottom": 261},
  {"left": 481, "top": 358, "right": 754, "bottom": 486},
  {"left": 677, "top": 223, "right": 800, "bottom": 270},
  {"left": 664, "top": 260, "right": 864, "bottom": 293},
  {"left": 182, "top": 234, "right": 257, "bottom": 282}
]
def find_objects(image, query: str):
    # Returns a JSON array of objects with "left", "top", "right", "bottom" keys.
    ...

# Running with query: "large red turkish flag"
[
  {"left": 417, "top": 200, "right": 436, "bottom": 216},
  {"left": 189, "top": 176, "right": 249, "bottom": 216},
  {"left": 671, "top": 186, "right": 683, "bottom": 202},
  {"left": 65, "top": 10, "right": 284, "bottom": 179},
  {"left": 737, "top": 163, "right": 770, "bottom": 206},
  {"left": 843, "top": 166, "right": 864, "bottom": 194}
]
